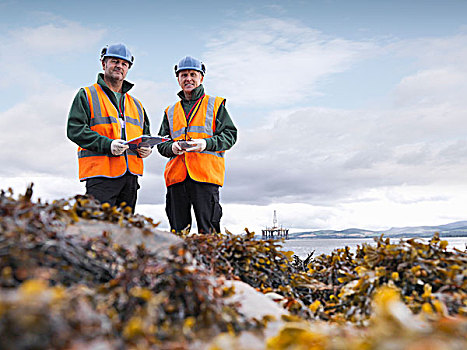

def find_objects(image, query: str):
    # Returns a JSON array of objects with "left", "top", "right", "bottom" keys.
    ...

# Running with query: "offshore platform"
[{"left": 261, "top": 210, "right": 289, "bottom": 239}]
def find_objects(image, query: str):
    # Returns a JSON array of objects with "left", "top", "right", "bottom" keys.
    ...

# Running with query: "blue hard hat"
[
  {"left": 174, "top": 56, "right": 206, "bottom": 76},
  {"left": 100, "top": 43, "right": 134, "bottom": 66}
]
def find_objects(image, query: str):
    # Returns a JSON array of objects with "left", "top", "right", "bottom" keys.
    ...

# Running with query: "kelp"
[
  {"left": 0, "top": 185, "right": 259, "bottom": 349},
  {"left": 180, "top": 218, "right": 466, "bottom": 325},
  {"left": 1, "top": 184, "right": 466, "bottom": 349},
  {"left": 181, "top": 231, "right": 314, "bottom": 317},
  {"left": 301, "top": 234, "right": 467, "bottom": 324},
  {"left": 264, "top": 286, "right": 467, "bottom": 350}
]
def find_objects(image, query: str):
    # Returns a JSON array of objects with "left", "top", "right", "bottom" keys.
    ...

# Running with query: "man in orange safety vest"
[
  {"left": 67, "top": 43, "right": 152, "bottom": 212},
  {"left": 157, "top": 56, "right": 237, "bottom": 233}
]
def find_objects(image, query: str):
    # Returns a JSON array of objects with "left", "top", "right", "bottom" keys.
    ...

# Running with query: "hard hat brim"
[
  {"left": 103, "top": 54, "right": 133, "bottom": 64},
  {"left": 176, "top": 66, "right": 202, "bottom": 71},
  {"left": 175, "top": 67, "right": 205, "bottom": 75}
]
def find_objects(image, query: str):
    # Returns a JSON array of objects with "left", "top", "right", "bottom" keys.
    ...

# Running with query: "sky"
[{"left": 1, "top": 0, "right": 467, "bottom": 234}]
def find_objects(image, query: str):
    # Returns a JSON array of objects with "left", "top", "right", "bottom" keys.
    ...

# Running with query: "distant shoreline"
[
  {"left": 283, "top": 235, "right": 467, "bottom": 259},
  {"left": 286, "top": 220, "right": 467, "bottom": 240},
  {"left": 287, "top": 233, "right": 467, "bottom": 240}
]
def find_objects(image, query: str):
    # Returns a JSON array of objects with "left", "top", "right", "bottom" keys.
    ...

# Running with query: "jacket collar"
[
  {"left": 177, "top": 84, "right": 205, "bottom": 102},
  {"left": 97, "top": 73, "right": 134, "bottom": 94}
]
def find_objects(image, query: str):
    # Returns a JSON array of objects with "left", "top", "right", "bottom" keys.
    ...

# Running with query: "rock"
[
  {"left": 225, "top": 280, "right": 288, "bottom": 321},
  {"left": 65, "top": 220, "right": 182, "bottom": 258},
  {"left": 192, "top": 280, "right": 289, "bottom": 350}
]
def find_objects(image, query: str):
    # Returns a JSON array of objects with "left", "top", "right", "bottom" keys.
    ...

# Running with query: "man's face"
[
  {"left": 177, "top": 70, "right": 203, "bottom": 95},
  {"left": 102, "top": 57, "right": 130, "bottom": 82}
]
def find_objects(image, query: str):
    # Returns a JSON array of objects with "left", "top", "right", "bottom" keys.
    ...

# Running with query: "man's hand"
[
  {"left": 185, "top": 139, "right": 206, "bottom": 152},
  {"left": 172, "top": 141, "right": 185, "bottom": 155},
  {"left": 138, "top": 146, "right": 152, "bottom": 158},
  {"left": 111, "top": 139, "right": 129, "bottom": 155}
]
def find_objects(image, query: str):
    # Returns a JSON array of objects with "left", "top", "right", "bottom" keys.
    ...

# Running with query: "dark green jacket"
[
  {"left": 157, "top": 85, "right": 237, "bottom": 158},
  {"left": 67, "top": 73, "right": 151, "bottom": 155}
]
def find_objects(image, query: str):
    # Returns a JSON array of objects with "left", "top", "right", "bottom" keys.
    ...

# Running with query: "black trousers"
[
  {"left": 86, "top": 173, "right": 139, "bottom": 212},
  {"left": 166, "top": 177, "right": 222, "bottom": 234}
]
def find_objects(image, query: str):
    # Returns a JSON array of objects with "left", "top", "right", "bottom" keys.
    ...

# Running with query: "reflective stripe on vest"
[
  {"left": 164, "top": 95, "right": 226, "bottom": 187},
  {"left": 77, "top": 83, "right": 144, "bottom": 181}
]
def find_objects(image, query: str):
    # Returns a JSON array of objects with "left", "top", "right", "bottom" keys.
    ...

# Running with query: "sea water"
[{"left": 282, "top": 236, "right": 467, "bottom": 259}]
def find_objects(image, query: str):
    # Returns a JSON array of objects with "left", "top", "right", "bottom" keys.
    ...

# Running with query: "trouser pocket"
[
  {"left": 165, "top": 192, "right": 171, "bottom": 223},
  {"left": 211, "top": 196, "right": 222, "bottom": 224},
  {"left": 210, "top": 193, "right": 222, "bottom": 234}
]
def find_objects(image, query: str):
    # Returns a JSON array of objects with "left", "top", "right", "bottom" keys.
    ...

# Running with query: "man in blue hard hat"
[
  {"left": 67, "top": 43, "right": 152, "bottom": 212},
  {"left": 157, "top": 56, "right": 237, "bottom": 234}
]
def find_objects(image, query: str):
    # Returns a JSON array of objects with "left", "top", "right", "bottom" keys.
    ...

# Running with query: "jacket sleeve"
[
  {"left": 66, "top": 89, "right": 113, "bottom": 154},
  {"left": 156, "top": 111, "right": 176, "bottom": 158},
  {"left": 143, "top": 108, "right": 151, "bottom": 136},
  {"left": 205, "top": 102, "right": 237, "bottom": 152}
]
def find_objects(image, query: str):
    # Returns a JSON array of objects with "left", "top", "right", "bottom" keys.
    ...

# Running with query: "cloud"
[
  {"left": 0, "top": 20, "right": 106, "bottom": 93},
  {"left": 10, "top": 21, "right": 106, "bottom": 54},
  {"left": 0, "top": 176, "right": 83, "bottom": 204},
  {"left": 130, "top": 79, "right": 175, "bottom": 129},
  {"left": 392, "top": 68, "right": 467, "bottom": 107},
  {"left": 136, "top": 166, "right": 168, "bottom": 205},
  {"left": 195, "top": 28, "right": 467, "bottom": 209},
  {"left": 391, "top": 34, "right": 467, "bottom": 70},
  {"left": 0, "top": 19, "right": 109, "bottom": 187},
  {"left": 203, "top": 18, "right": 377, "bottom": 107},
  {"left": 0, "top": 88, "right": 78, "bottom": 178},
  {"left": 222, "top": 98, "right": 467, "bottom": 206}
]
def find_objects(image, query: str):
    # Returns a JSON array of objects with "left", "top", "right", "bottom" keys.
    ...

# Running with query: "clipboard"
[{"left": 124, "top": 135, "right": 170, "bottom": 149}]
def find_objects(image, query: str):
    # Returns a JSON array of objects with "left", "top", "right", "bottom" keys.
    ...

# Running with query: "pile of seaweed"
[
  {"left": 262, "top": 284, "right": 467, "bottom": 350},
  {"left": 1, "top": 185, "right": 466, "bottom": 349},
  {"left": 302, "top": 234, "right": 466, "bottom": 323},
  {"left": 183, "top": 229, "right": 466, "bottom": 323},
  {"left": 181, "top": 231, "right": 314, "bottom": 318},
  {"left": 0, "top": 185, "right": 260, "bottom": 349}
]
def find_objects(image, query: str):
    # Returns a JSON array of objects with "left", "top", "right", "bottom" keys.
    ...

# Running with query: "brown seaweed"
[
  {"left": 0, "top": 185, "right": 260, "bottom": 349},
  {"left": 1, "top": 185, "right": 466, "bottom": 349}
]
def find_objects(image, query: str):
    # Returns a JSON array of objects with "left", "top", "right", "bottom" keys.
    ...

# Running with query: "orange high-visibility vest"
[
  {"left": 164, "top": 95, "right": 226, "bottom": 187},
  {"left": 77, "top": 83, "right": 145, "bottom": 181}
]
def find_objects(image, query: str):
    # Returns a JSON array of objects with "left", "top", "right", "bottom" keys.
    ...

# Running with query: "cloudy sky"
[{"left": 1, "top": 0, "right": 467, "bottom": 234}]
